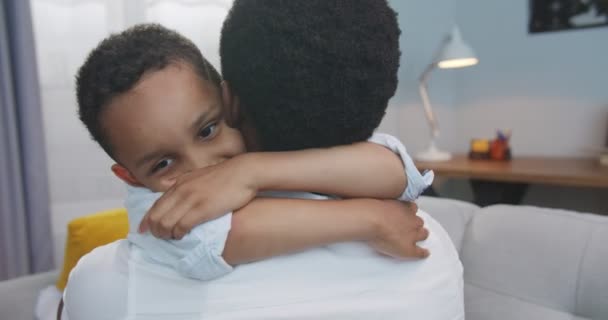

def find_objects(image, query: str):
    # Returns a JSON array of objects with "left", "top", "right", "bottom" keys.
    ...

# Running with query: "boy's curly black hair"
[
  {"left": 76, "top": 24, "right": 221, "bottom": 159},
  {"left": 220, "top": 0, "right": 401, "bottom": 151}
]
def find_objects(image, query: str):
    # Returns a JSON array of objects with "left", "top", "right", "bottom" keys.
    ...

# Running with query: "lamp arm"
[
  {"left": 418, "top": 63, "right": 440, "bottom": 140},
  {"left": 418, "top": 34, "right": 452, "bottom": 140}
]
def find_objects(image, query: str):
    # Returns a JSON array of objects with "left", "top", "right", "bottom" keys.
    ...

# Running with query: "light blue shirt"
[{"left": 125, "top": 133, "right": 434, "bottom": 281}]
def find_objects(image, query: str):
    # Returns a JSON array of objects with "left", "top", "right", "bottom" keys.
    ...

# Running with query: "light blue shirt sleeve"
[
  {"left": 368, "top": 133, "right": 434, "bottom": 201},
  {"left": 124, "top": 186, "right": 233, "bottom": 280}
]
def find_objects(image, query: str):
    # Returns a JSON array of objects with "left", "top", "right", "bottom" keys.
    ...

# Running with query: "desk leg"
[{"left": 470, "top": 180, "right": 529, "bottom": 206}]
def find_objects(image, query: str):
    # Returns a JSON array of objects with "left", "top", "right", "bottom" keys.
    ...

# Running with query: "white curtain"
[{"left": 1, "top": 0, "right": 53, "bottom": 280}]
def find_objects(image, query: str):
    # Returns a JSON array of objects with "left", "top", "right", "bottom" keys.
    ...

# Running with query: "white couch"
[
  {"left": 419, "top": 197, "right": 608, "bottom": 320},
  {"left": 1, "top": 197, "right": 607, "bottom": 320}
]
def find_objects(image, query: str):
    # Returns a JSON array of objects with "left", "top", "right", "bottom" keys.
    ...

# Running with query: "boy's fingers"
[
  {"left": 172, "top": 224, "right": 188, "bottom": 240},
  {"left": 417, "top": 227, "right": 430, "bottom": 241},
  {"left": 172, "top": 204, "right": 209, "bottom": 239},
  {"left": 143, "top": 190, "right": 182, "bottom": 234},
  {"left": 173, "top": 218, "right": 194, "bottom": 240},
  {"left": 413, "top": 216, "right": 424, "bottom": 229},
  {"left": 416, "top": 246, "right": 430, "bottom": 258},
  {"left": 157, "top": 207, "right": 190, "bottom": 239},
  {"left": 173, "top": 212, "right": 201, "bottom": 240},
  {"left": 139, "top": 214, "right": 150, "bottom": 233},
  {"left": 156, "top": 206, "right": 190, "bottom": 239},
  {"left": 401, "top": 201, "right": 418, "bottom": 214},
  {"left": 152, "top": 199, "right": 193, "bottom": 238},
  {"left": 410, "top": 202, "right": 419, "bottom": 213}
]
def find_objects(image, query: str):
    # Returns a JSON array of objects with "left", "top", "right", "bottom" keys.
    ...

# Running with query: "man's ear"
[
  {"left": 221, "top": 80, "right": 242, "bottom": 128},
  {"left": 111, "top": 164, "right": 143, "bottom": 187}
]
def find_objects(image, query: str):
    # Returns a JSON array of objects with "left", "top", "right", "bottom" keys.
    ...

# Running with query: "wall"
[
  {"left": 455, "top": 0, "right": 608, "bottom": 156},
  {"left": 31, "top": 0, "right": 233, "bottom": 266},
  {"left": 383, "top": 0, "right": 608, "bottom": 213}
]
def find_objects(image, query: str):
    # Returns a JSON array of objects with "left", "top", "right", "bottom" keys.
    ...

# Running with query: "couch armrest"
[
  {"left": 0, "top": 270, "right": 59, "bottom": 320},
  {"left": 462, "top": 205, "right": 608, "bottom": 320}
]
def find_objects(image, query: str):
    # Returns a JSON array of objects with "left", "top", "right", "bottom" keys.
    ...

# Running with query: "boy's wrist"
[
  {"left": 240, "top": 152, "right": 277, "bottom": 192},
  {"left": 238, "top": 152, "right": 264, "bottom": 192},
  {"left": 354, "top": 199, "right": 419, "bottom": 244},
  {"left": 346, "top": 199, "right": 386, "bottom": 242}
]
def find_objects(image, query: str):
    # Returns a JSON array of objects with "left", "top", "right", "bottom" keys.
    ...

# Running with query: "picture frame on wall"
[{"left": 529, "top": 0, "right": 608, "bottom": 33}]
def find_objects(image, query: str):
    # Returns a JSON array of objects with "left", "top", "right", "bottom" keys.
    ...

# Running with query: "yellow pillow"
[{"left": 55, "top": 208, "right": 129, "bottom": 291}]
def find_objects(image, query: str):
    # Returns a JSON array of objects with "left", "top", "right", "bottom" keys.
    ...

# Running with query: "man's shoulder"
[
  {"left": 64, "top": 240, "right": 130, "bottom": 320},
  {"left": 75, "top": 239, "right": 130, "bottom": 270},
  {"left": 66, "top": 239, "right": 130, "bottom": 291}
]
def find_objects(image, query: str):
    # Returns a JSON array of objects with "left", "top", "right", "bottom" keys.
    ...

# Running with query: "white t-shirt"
[
  {"left": 65, "top": 210, "right": 463, "bottom": 320},
  {"left": 64, "top": 134, "right": 464, "bottom": 319}
]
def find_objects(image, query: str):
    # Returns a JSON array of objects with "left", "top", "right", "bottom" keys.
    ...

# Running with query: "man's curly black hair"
[
  {"left": 76, "top": 24, "right": 221, "bottom": 159},
  {"left": 220, "top": 0, "right": 401, "bottom": 151}
]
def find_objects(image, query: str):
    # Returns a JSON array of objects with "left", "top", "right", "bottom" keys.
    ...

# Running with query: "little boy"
[
  {"left": 75, "top": 29, "right": 432, "bottom": 280},
  {"left": 121, "top": 0, "right": 437, "bottom": 281},
  {"left": 65, "top": 1, "right": 463, "bottom": 319}
]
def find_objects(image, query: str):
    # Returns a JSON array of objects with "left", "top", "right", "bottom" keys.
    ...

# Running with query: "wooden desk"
[{"left": 415, "top": 155, "right": 608, "bottom": 205}]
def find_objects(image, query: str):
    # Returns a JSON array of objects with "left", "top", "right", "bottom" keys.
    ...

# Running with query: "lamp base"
[{"left": 416, "top": 143, "right": 452, "bottom": 162}]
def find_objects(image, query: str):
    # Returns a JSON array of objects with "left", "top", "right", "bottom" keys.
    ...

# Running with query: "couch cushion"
[
  {"left": 417, "top": 196, "right": 478, "bottom": 252},
  {"left": 55, "top": 208, "right": 128, "bottom": 291},
  {"left": 0, "top": 270, "right": 58, "bottom": 320},
  {"left": 461, "top": 205, "right": 608, "bottom": 319},
  {"left": 465, "top": 283, "right": 590, "bottom": 320},
  {"left": 575, "top": 221, "right": 608, "bottom": 319}
]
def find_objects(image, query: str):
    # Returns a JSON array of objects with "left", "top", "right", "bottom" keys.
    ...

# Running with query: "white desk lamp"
[{"left": 417, "top": 26, "right": 478, "bottom": 162}]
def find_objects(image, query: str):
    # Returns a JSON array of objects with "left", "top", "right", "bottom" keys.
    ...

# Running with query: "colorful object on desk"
[
  {"left": 469, "top": 129, "right": 512, "bottom": 161},
  {"left": 469, "top": 139, "right": 490, "bottom": 159},
  {"left": 490, "top": 139, "right": 511, "bottom": 160}
]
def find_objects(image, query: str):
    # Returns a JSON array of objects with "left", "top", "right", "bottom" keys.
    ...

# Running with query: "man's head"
[
  {"left": 77, "top": 24, "right": 245, "bottom": 191},
  {"left": 220, "top": 0, "right": 401, "bottom": 151}
]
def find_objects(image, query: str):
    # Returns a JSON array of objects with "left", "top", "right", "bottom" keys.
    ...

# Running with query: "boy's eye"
[
  {"left": 198, "top": 123, "right": 218, "bottom": 140},
  {"left": 151, "top": 159, "right": 173, "bottom": 174}
]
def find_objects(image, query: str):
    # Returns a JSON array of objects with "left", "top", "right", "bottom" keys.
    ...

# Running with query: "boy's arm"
[
  {"left": 246, "top": 142, "right": 406, "bottom": 199},
  {"left": 140, "top": 140, "right": 410, "bottom": 237},
  {"left": 249, "top": 133, "right": 433, "bottom": 201},
  {"left": 223, "top": 197, "right": 428, "bottom": 265},
  {"left": 130, "top": 193, "right": 427, "bottom": 280}
]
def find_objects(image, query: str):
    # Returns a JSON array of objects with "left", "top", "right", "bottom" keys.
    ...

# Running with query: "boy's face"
[{"left": 103, "top": 62, "right": 246, "bottom": 192}]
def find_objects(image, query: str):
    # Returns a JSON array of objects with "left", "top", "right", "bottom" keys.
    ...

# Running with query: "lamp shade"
[{"left": 437, "top": 27, "right": 478, "bottom": 69}]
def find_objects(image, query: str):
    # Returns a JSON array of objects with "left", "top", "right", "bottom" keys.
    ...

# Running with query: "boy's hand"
[
  {"left": 140, "top": 156, "right": 257, "bottom": 239},
  {"left": 368, "top": 200, "right": 430, "bottom": 259}
]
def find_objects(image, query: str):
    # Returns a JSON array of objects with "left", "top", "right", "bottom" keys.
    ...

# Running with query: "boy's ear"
[
  {"left": 111, "top": 164, "right": 143, "bottom": 187},
  {"left": 221, "top": 80, "right": 242, "bottom": 128}
]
